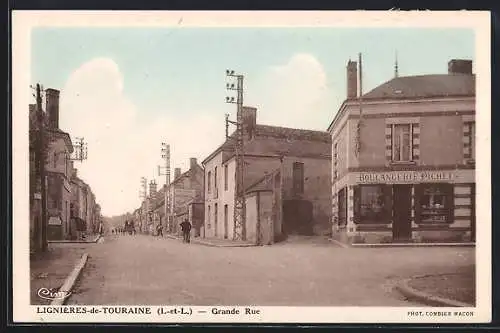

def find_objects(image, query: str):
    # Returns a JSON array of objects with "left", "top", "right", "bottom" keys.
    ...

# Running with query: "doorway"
[
  {"left": 224, "top": 204, "right": 228, "bottom": 239},
  {"left": 392, "top": 185, "right": 412, "bottom": 241}
]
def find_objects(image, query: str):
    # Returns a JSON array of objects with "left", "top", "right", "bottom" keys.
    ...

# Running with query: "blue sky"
[{"left": 31, "top": 27, "right": 475, "bottom": 216}]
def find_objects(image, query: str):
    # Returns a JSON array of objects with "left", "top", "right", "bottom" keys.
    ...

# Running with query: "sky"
[{"left": 31, "top": 27, "right": 475, "bottom": 217}]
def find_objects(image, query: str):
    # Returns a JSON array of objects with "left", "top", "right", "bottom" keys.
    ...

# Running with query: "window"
[
  {"left": 354, "top": 185, "right": 390, "bottom": 224},
  {"left": 207, "top": 205, "right": 211, "bottom": 228},
  {"left": 207, "top": 171, "right": 211, "bottom": 193},
  {"left": 53, "top": 152, "right": 57, "bottom": 168},
  {"left": 224, "top": 165, "right": 228, "bottom": 191},
  {"left": 214, "top": 167, "right": 218, "bottom": 193},
  {"left": 292, "top": 162, "right": 304, "bottom": 195},
  {"left": 417, "top": 184, "right": 452, "bottom": 224},
  {"left": 392, "top": 124, "right": 412, "bottom": 162},
  {"left": 214, "top": 203, "right": 218, "bottom": 236}
]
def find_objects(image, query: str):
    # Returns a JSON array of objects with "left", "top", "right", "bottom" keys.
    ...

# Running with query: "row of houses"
[
  {"left": 132, "top": 57, "right": 476, "bottom": 245},
  {"left": 29, "top": 88, "right": 102, "bottom": 251}
]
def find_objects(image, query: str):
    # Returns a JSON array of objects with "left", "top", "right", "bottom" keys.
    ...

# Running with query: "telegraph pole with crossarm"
[
  {"left": 158, "top": 142, "right": 171, "bottom": 232},
  {"left": 225, "top": 69, "right": 246, "bottom": 241}
]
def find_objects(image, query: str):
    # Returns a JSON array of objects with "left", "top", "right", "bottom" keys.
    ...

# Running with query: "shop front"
[{"left": 332, "top": 169, "right": 475, "bottom": 244}]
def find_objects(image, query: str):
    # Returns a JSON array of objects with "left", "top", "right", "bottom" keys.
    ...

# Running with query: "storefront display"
[
  {"left": 353, "top": 185, "right": 391, "bottom": 224},
  {"left": 415, "top": 183, "right": 453, "bottom": 224}
]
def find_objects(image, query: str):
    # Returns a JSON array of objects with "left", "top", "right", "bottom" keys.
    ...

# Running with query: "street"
[{"left": 66, "top": 235, "right": 475, "bottom": 306}]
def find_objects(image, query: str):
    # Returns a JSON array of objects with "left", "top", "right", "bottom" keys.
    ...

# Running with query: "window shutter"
[
  {"left": 413, "top": 184, "right": 423, "bottom": 224},
  {"left": 445, "top": 184, "right": 454, "bottom": 224},
  {"left": 353, "top": 186, "right": 360, "bottom": 224},
  {"left": 384, "top": 185, "right": 393, "bottom": 223}
]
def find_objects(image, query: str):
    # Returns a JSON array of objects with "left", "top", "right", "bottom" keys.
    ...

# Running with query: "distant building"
[
  {"left": 202, "top": 107, "right": 332, "bottom": 244},
  {"left": 328, "top": 58, "right": 475, "bottom": 244},
  {"left": 165, "top": 158, "right": 204, "bottom": 236}
]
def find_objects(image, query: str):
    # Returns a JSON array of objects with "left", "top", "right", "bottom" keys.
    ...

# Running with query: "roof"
[
  {"left": 203, "top": 124, "right": 331, "bottom": 164},
  {"left": 245, "top": 168, "right": 279, "bottom": 193},
  {"left": 171, "top": 164, "right": 204, "bottom": 186},
  {"left": 362, "top": 74, "right": 475, "bottom": 100},
  {"left": 328, "top": 73, "right": 476, "bottom": 133}
]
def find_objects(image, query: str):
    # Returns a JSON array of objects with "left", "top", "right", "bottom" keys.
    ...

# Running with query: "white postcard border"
[{"left": 11, "top": 10, "right": 492, "bottom": 324}]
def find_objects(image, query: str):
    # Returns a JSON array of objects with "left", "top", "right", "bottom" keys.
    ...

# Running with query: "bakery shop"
[{"left": 329, "top": 58, "right": 475, "bottom": 244}]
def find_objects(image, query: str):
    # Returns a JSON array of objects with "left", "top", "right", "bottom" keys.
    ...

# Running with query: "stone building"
[
  {"left": 165, "top": 158, "right": 204, "bottom": 236},
  {"left": 329, "top": 58, "right": 475, "bottom": 244},
  {"left": 29, "top": 87, "right": 101, "bottom": 245},
  {"left": 202, "top": 107, "right": 332, "bottom": 244},
  {"left": 43, "top": 89, "right": 75, "bottom": 241}
]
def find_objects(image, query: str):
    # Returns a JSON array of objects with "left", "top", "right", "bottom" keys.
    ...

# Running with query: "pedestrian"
[
  {"left": 180, "top": 219, "right": 192, "bottom": 243},
  {"left": 157, "top": 224, "right": 164, "bottom": 237}
]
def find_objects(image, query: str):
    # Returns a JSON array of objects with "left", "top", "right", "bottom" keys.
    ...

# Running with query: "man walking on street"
[
  {"left": 180, "top": 219, "right": 192, "bottom": 243},
  {"left": 157, "top": 223, "right": 164, "bottom": 237}
]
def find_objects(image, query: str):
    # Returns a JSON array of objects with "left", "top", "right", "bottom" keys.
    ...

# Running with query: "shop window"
[
  {"left": 354, "top": 185, "right": 391, "bottom": 224},
  {"left": 337, "top": 187, "right": 347, "bottom": 227},
  {"left": 392, "top": 124, "right": 413, "bottom": 162},
  {"left": 415, "top": 184, "right": 453, "bottom": 224}
]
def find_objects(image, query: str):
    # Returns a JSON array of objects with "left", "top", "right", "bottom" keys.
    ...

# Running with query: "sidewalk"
[
  {"left": 165, "top": 234, "right": 256, "bottom": 247},
  {"left": 397, "top": 265, "right": 475, "bottom": 307},
  {"left": 48, "top": 234, "right": 101, "bottom": 244},
  {"left": 30, "top": 244, "right": 89, "bottom": 305}
]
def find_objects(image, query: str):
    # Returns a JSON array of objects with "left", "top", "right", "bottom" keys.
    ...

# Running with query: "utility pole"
[
  {"left": 72, "top": 137, "right": 88, "bottom": 162},
  {"left": 355, "top": 53, "right": 364, "bottom": 157},
  {"left": 34, "top": 83, "right": 48, "bottom": 252},
  {"left": 158, "top": 143, "right": 171, "bottom": 232},
  {"left": 225, "top": 69, "right": 246, "bottom": 241},
  {"left": 140, "top": 177, "right": 147, "bottom": 233}
]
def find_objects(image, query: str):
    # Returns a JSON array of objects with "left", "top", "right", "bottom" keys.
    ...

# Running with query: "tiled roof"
[
  {"left": 362, "top": 74, "right": 475, "bottom": 100},
  {"left": 204, "top": 125, "right": 331, "bottom": 164}
]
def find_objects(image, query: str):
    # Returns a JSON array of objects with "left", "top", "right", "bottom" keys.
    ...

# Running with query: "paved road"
[{"left": 68, "top": 234, "right": 474, "bottom": 306}]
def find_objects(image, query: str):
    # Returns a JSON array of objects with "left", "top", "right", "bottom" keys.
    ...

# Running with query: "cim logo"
[{"left": 37, "top": 287, "right": 72, "bottom": 301}]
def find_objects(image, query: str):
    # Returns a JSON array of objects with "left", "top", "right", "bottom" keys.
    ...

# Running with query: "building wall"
[
  {"left": 245, "top": 193, "right": 258, "bottom": 243},
  {"left": 281, "top": 156, "right": 332, "bottom": 235},
  {"left": 358, "top": 118, "right": 387, "bottom": 167},
  {"left": 205, "top": 153, "right": 282, "bottom": 240},
  {"left": 420, "top": 115, "right": 463, "bottom": 166},
  {"left": 330, "top": 97, "right": 475, "bottom": 243},
  {"left": 205, "top": 152, "right": 229, "bottom": 238}
]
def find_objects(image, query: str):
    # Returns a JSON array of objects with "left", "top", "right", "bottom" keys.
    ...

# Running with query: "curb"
[
  {"left": 352, "top": 242, "right": 475, "bottom": 248},
  {"left": 48, "top": 235, "right": 102, "bottom": 244},
  {"left": 395, "top": 276, "right": 473, "bottom": 308},
  {"left": 50, "top": 253, "right": 89, "bottom": 306},
  {"left": 328, "top": 238, "right": 351, "bottom": 248}
]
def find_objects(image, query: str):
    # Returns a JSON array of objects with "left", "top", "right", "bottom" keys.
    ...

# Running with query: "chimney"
[
  {"left": 347, "top": 60, "right": 358, "bottom": 99},
  {"left": 190, "top": 158, "right": 197, "bottom": 170},
  {"left": 45, "top": 88, "right": 60, "bottom": 129},
  {"left": 174, "top": 168, "right": 181, "bottom": 179},
  {"left": 448, "top": 59, "right": 473, "bottom": 75},
  {"left": 242, "top": 106, "right": 257, "bottom": 139}
]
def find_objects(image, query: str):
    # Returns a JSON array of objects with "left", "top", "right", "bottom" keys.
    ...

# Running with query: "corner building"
[{"left": 329, "top": 59, "right": 475, "bottom": 244}]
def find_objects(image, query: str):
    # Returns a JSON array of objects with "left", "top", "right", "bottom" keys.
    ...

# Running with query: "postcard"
[{"left": 12, "top": 10, "right": 491, "bottom": 324}]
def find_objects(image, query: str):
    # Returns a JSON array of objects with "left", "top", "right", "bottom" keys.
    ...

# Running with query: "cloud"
[
  {"left": 60, "top": 58, "right": 223, "bottom": 216},
  {"left": 58, "top": 54, "right": 332, "bottom": 216},
  {"left": 249, "top": 53, "right": 333, "bottom": 130}
]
